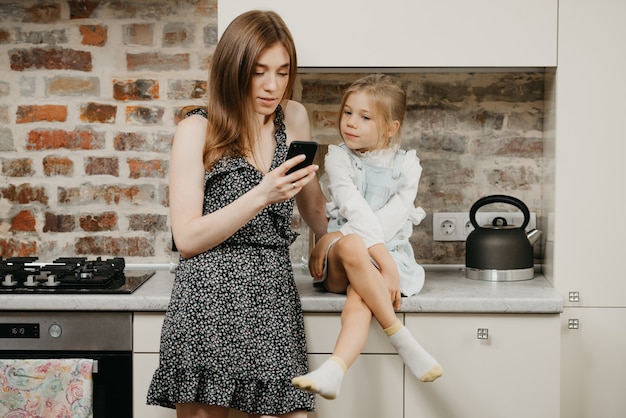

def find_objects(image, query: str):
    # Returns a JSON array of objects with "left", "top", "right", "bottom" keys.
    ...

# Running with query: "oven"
[
  {"left": 0, "top": 311, "right": 133, "bottom": 417},
  {"left": 0, "top": 257, "right": 156, "bottom": 417}
]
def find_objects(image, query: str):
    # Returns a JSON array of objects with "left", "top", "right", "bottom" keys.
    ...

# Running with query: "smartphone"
[{"left": 285, "top": 141, "right": 318, "bottom": 175}]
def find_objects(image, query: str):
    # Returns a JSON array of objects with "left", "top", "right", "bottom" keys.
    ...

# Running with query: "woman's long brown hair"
[{"left": 203, "top": 10, "right": 298, "bottom": 169}]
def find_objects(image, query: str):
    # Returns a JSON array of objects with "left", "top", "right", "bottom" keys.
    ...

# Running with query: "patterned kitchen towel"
[{"left": 0, "top": 358, "right": 93, "bottom": 418}]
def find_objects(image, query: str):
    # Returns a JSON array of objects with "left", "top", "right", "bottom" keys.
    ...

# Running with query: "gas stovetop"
[{"left": 0, "top": 256, "right": 155, "bottom": 294}]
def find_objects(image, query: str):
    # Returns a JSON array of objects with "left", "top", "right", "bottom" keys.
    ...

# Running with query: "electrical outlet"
[
  {"left": 462, "top": 217, "right": 474, "bottom": 239},
  {"left": 433, "top": 211, "right": 537, "bottom": 241},
  {"left": 440, "top": 218, "right": 456, "bottom": 237},
  {"left": 433, "top": 213, "right": 463, "bottom": 241}
]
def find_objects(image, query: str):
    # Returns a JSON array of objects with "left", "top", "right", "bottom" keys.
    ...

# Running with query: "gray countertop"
[{"left": 0, "top": 265, "right": 563, "bottom": 314}]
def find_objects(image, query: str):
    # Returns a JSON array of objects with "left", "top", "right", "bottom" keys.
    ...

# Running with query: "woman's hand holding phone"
[
  {"left": 285, "top": 141, "right": 318, "bottom": 175},
  {"left": 263, "top": 141, "right": 319, "bottom": 203}
]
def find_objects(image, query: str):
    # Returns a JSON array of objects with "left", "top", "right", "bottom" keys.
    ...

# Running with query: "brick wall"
[
  {"left": 0, "top": 0, "right": 548, "bottom": 265},
  {"left": 0, "top": 0, "right": 215, "bottom": 261}
]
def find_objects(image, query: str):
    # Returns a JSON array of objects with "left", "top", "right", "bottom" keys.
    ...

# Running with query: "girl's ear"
[{"left": 386, "top": 120, "right": 401, "bottom": 138}]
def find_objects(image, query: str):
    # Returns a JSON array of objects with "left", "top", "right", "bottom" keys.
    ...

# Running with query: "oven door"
[{"left": 0, "top": 312, "right": 132, "bottom": 418}]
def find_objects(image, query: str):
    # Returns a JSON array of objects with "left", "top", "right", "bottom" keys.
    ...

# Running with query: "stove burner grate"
[{"left": 0, "top": 256, "right": 153, "bottom": 294}]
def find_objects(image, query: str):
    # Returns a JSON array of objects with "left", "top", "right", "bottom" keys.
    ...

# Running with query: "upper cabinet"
[{"left": 218, "top": 0, "right": 558, "bottom": 68}]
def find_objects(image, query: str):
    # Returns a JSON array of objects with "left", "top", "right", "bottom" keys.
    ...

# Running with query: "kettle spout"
[{"left": 526, "top": 229, "right": 542, "bottom": 246}]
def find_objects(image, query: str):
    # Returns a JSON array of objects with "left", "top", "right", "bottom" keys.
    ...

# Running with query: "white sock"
[
  {"left": 385, "top": 322, "right": 443, "bottom": 382},
  {"left": 291, "top": 356, "right": 347, "bottom": 400}
]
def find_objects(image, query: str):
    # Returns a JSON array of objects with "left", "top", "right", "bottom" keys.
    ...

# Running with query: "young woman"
[
  {"left": 147, "top": 10, "right": 327, "bottom": 418},
  {"left": 292, "top": 74, "right": 443, "bottom": 400}
]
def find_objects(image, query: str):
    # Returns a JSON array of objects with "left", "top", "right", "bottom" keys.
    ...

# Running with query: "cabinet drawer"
[
  {"left": 303, "top": 313, "right": 401, "bottom": 354},
  {"left": 404, "top": 313, "right": 560, "bottom": 418},
  {"left": 133, "top": 313, "right": 165, "bottom": 353}
]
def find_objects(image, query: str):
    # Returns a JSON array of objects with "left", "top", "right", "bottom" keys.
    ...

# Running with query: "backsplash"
[
  {"left": 0, "top": 0, "right": 551, "bottom": 265},
  {"left": 295, "top": 71, "right": 549, "bottom": 266}
]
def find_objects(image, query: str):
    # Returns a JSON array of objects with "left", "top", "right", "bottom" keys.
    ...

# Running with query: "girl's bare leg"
[
  {"left": 293, "top": 234, "right": 442, "bottom": 399},
  {"left": 323, "top": 234, "right": 397, "bottom": 329},
  {"left": 322, "top": 235, "right": 442, "bottom": 383},
  {"left": 333, "top": 286, "right": 373, "bottom": 368},
  {"left": 293, "top": 235, "right": 394, "bottom": 398},
  {"left": 292, "top": 286, "right": 371, "bottom": 399}
]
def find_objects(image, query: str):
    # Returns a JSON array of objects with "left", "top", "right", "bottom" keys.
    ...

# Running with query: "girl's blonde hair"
[
  {"left": 339, "top": 74, "right": 407, "bottom": 146},
  {"left": 203, "top": 10, "right": 298, "bottom": 169}
]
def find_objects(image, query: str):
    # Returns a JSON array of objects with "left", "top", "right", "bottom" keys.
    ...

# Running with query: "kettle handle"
[{"left": 469, "top": 195, "right": 530, "bottom": 230}]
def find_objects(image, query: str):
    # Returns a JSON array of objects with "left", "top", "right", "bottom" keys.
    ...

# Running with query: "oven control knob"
[{"left": 48, "top": 323, "right": 62, "bottom": 338}]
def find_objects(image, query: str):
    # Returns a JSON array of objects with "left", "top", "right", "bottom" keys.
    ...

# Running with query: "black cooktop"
[{"left": 0, "top": 256, "right": 155, "bottom": 294}]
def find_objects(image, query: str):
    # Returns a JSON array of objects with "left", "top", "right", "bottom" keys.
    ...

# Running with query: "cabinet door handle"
[{"left": 477, "top": 328, "right": 489, "bottom": 339}]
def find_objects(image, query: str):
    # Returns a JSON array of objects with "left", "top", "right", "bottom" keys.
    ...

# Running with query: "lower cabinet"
[
  {"left": 133, "top": 312, "right": 560, "bottom": 418},
  {"left": 404, "top": 313, "right": 560, "bottom": 418},
  {"left": 133, "top": 353, "right": 175, "bottom": 418},
  {"left": 560, "top": 307, "right": 626, "bottom": 418},
  {"left": 133, "top": 313, "right": 175, "bottom": 418}
]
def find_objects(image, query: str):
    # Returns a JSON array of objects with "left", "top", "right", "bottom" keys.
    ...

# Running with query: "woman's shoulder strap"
[{"left": 185, "top": 107, "right": 207, "bottom": 119}]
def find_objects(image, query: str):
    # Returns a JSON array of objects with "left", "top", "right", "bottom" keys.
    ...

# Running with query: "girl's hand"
[
  {"left": 368, "top": 244, "right": 402, "bottom": 310},
  {"left": 381, "top": 268, "right": 402, "bottom": 310},
  {"left": 260, "top": 155, "right": 318, "bottom": 205},
  {"left": 308, "top": 231, "right": 342, "bottom": 280}
]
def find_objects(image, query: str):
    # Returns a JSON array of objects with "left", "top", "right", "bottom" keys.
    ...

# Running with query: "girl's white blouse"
[{"left": 323, "top": 144, "right": 426, "bottom": 248}]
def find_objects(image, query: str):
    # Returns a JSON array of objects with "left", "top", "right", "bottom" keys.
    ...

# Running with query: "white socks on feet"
[
  {"left": 292, "top": 322, "right": 441, "bottom": 402},
  {"left": 385, "top": 321, "right": 443, "bottom": 382},
  {"left": 291, "top": 356, "right": 347, "bottom": 400}
]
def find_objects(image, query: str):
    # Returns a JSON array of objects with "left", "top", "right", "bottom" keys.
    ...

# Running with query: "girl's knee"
[{"left": 333, "top": 234, "right": 368, "bottom": 260}]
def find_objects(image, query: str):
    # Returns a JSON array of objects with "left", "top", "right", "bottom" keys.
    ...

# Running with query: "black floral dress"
[{"left": 147, "top": 106, "right": 315, "bottom": 414}]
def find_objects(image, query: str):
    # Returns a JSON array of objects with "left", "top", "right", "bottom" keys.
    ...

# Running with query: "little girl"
[{"left": 292, "top": 74, "right": 443, "bottom": 400}]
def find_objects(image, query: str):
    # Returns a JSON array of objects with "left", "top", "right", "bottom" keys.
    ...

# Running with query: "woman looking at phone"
[{"left": 147, "top": 10, "right": 327, "bottom": 418}]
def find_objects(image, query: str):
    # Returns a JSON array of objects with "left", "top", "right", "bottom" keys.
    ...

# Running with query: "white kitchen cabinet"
[
  {"left": 561, "top": 308, "right": 626, "bottom": 418},
  {"left": 553, "top": 1, "right": 626, "bottom": 306},
  {"left": 133, "top": 313, "right": 176, "bottom": 418},
  {"left": 404, "top": 313, "right": 560, "bottom": 418},
  {"left": 133, "top": 353, "right": 176, "bottom": 418},
  {"left": 134, "top": 312, "right": 559, "bottom": 418},
  {"left": 219, "top": 0, "right": 557, "bottom": 67},
  {"left": 554, "top": 1, "right": 626, "bottom": 415},
  {"left": 304, "top": 313, "right": 404, "bottom": 418}
]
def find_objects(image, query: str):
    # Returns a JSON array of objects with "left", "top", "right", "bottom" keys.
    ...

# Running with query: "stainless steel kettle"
[{"left": 465, "top": 195, "right": 541, "bottom": 281}]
